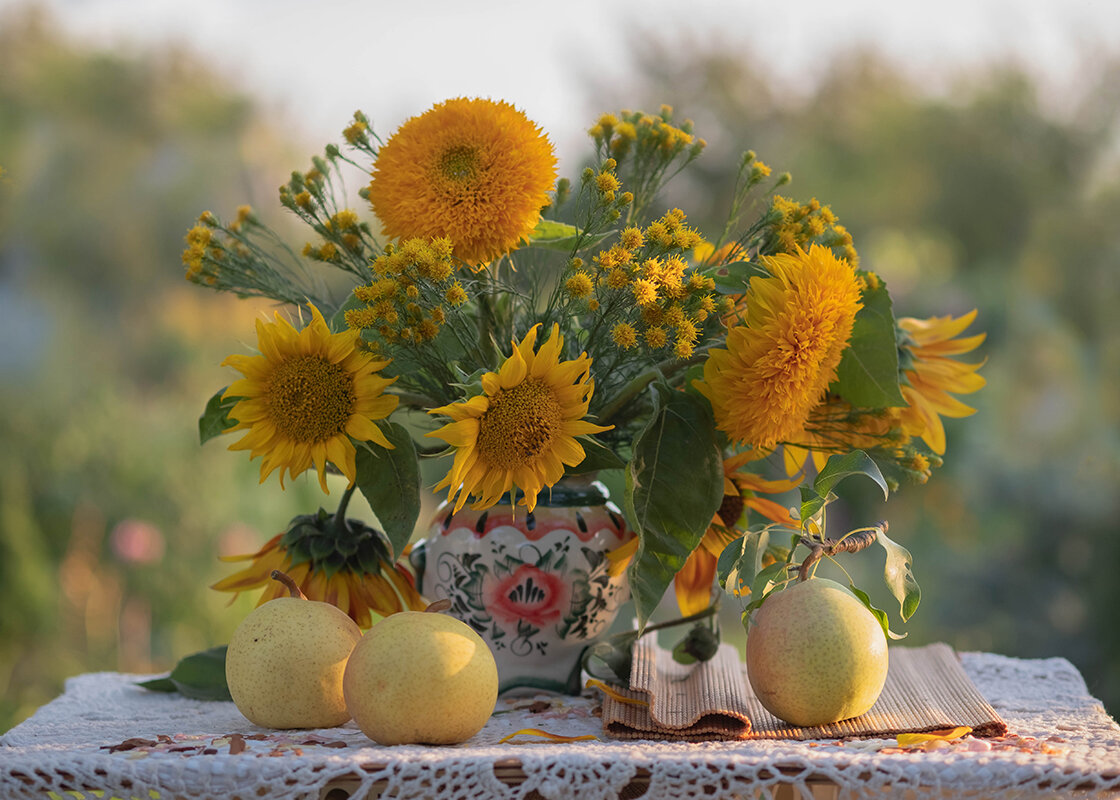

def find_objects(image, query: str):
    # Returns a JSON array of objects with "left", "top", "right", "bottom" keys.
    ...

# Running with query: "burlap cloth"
[{"left": 600, "top": 639, "right": 1007, "bottom": 741}]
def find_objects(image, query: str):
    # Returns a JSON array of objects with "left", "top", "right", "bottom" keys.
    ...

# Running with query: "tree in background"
[
  {"left": 592, "top": 43, "right": 1120, "bottom": 713},
  {"left": 0, "top": 7, "right": 320, "bottom": 732}
]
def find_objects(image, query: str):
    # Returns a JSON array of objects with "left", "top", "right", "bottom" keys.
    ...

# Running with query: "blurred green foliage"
[
  {"left": 0, "top": 7, "right": 326, "bottom": 732},
  {"left": 596, "top": 46, "right": 1120, "bottom": 713},
  {"left": 2, "top": 7, "right": 1118, "bottom": 735}
]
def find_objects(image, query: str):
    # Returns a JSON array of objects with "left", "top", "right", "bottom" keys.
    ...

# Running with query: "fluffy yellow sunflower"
[
  {"left": 211, "top": 531, "right": 426, "bottom": 628},
  {"left": 426, "top": 323, "right": 610, "bottom": 513},
  {"left": 368, "top": 97, "right": 558, "bottom": 265},
  {"left": 696, "top": 244, "right": 863, "bottom": 450},
  {"left": 222, "top": 304, "right": 398, "bottom": 493},
  {"left": 897, "top": 309, "right": 986, "bottom": 454}
]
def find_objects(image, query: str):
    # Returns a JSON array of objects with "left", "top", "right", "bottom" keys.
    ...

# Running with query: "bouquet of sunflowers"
[{"left": 184, "top": 98, "right": 984, "bottom": 645}]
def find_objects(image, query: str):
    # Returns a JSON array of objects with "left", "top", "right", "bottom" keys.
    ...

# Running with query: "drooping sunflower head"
[
  {"left": 222, "top": 304, "right": 399, "bottom": 493},
  {"left": 896, "top": 309, "right": 986, "bottom": 455},
  {"left": 368, "top": 97, "right": 558, "bottom": 266},
  {"left": 211, "top": 512, "right": 426, "bottom": 628},
  {"left": 425, "top": 323, "right": 611, "bottom": 513},
  {"left": 695, "top": 244, "right": 863, "bottom": 450}
]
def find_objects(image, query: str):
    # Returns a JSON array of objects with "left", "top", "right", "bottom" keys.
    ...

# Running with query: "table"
[{"left": 3, "top": 651, "right": 1119, "bottom": 800}]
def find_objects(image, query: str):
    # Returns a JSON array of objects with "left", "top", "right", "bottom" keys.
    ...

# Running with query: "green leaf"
[
  {"left": 800, "top": 450, "right": 890, "bottom": 522},
  {"left": 525, "top": 218, "right": 612, "bottom": 252},
  {"left": 198, "top": 388, "right": 239, "bottom": 445},
  {"left": 354, "top": 423, "right": 421, "bottom": 560},
  {"left": 565, "top": 436, "right": 625, "bottom": 475},
  {"left": 877, "top": 529, "right": 921, "bottom": 621},
  {"left": 716, "top": 528, "right": 769, "bottom": 596},
  {"left": 624, "top": 385, "right": 724, "bottom": 627},
  {"left": 847, "top": 584, "right": 905, "bottom": 641},
  {"left": 742, "top": 560, "right": 790, "bottom": 617},
  {"left": 136, "top": 676, "right": 176, "bottom": 692},
  {"left": 138, "top": 646, "right": 231, "bottom": 701},
  {"left": 834, "top": 277, "right": 905, "bottom": 407},
  {"left": 814, "top": 450, "right": 889, "bottom": 500},
  {"left": 701, "top": 260, "right": 769, "bottom": 295}
]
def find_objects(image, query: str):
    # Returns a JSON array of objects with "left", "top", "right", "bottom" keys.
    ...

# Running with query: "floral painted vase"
[{"left": 412, "top": 478, "right": 634, "bottom": 695}]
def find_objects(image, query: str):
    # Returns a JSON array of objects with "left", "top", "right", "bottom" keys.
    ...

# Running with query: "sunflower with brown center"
[
  {"left": 221, "top": 304, "right": 398, "bottom": 493},
  {"left": 426, "top": 323, "right": 611, "bottom": 513},
  {"left": 368, "top": 97, "right": 558, "bottom": 266}
]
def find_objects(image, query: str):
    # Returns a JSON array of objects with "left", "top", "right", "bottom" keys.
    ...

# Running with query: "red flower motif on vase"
[{"left": 485, "top": 564, "right": 571, "bottom": 629}]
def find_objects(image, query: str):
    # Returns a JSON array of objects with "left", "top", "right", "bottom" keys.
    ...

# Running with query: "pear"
[
  {"left": 343, "top": 601, "right": 498, "bottom": 745},
  {"left": 225, "top": 570, "right": 361, "bottom": 729},
  {"left": 745, "top": 577, "right": 888, "bottom": 727}
]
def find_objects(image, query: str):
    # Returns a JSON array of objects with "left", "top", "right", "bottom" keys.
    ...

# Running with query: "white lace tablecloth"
[{"left": 3, "top": 652, "right": 1119, "bottom": 800}]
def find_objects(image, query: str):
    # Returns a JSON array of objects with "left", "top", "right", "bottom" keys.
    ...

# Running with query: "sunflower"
[
  {"left": 426, "top": 323, "right": 610, "bottom": 513},
  {"left": 368, "top": 97, "right": 558, "bottom": 265},
  {"left": 212, "top": 524, "right": 426, "bottom": 628},
  {"left": 896, "top": 309, "right": 986, "bottom": 454},
  {"left": 222, "top": 304, "right": 398, "bottom": 493},
  {"left": 607, "top": 452, "right": 798, "bottom": 615},
  {"left": 696, "top": 244, "right": 863, "bottom": 450}
]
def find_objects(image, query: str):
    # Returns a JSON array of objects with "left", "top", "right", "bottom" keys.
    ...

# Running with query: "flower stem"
[{"left": 333, "top": 483, "right": 357, "bottom": 535}]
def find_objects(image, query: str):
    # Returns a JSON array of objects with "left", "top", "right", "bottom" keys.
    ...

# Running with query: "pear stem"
[
  {"left": 795, "top": 524, "right": 884, "bottom": 582},
  {"left": 271, "top": 569, "right": 307, "bottom": 600},
  {"left": 424, "top": 599, "right": 452, "bottom": 613}
]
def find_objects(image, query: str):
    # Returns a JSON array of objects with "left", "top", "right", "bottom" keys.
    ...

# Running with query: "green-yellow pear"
[
  {"left": 225, "top": 570, "right": 361, "bottom": 729},
  {"left": 343, "top": 603, "right": 498, "bottom": 745},
  {"left": 745, "top": 577, "right": 888, "bottom": 727}
]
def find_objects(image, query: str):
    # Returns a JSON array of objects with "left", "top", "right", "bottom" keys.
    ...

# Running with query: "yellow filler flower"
[
  {"left": 697, "top": 244, "right": 862, "bottom": 450},
  {"left": 897, "top": 309, "right": 987, "bottom": 454},
  {"left": 368, "top": 97, "right": 558, "bottom": 265},
  {"left": 426, "top": 323, "right": 610, "bottom": 513},
  {"left": 221, "top": 304, "right": 399, "bottom": 493}
]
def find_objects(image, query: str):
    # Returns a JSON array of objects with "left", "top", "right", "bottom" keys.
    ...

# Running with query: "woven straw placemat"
[{"left": 601, "top": 640, "right": 1008, "bottom": 741}]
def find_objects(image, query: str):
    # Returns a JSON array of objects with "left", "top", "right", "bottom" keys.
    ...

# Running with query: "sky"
[{"left": 5, "top": 0, "right": 1119, "bottom": 165}]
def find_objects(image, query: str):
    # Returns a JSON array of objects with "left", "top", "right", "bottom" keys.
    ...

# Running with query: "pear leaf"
[
  {"left": 800, "top": 450, "right": 889, "bottom": 522},
  {"left": 877, "top": 529, "right": 921, "bottom": 621},
  {"left": 717, "top": 528, "right": 769, "bottom": 596},
  {"left": 847, "top": 584, "right": 906, "bottom": 641}
]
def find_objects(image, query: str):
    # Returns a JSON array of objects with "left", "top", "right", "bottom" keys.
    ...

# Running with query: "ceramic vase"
[{"left": 412, "top": 478, "right": 634, "bottom": 695}]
